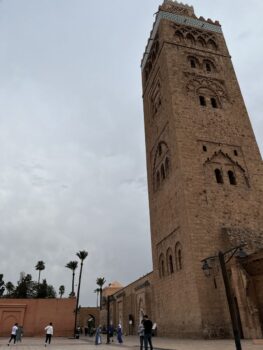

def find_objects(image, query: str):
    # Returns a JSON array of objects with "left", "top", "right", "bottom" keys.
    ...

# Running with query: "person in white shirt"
[
  {"left": 7, "top": 323, "right": 18, "bottom": 346},
  {"left": 44, "top": 322, "right": 54, "bottom": 346}
]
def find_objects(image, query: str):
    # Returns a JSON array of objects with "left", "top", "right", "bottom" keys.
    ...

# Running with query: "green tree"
[
  {"left": 35, "top": 261, "right": 45, "bottom": 285},
  {"left": 96, "top": 277, "right": 106, "bottom": 309},
  {"left": 74, "top": 250, "right": 88, "bottom": 336},
  {"left": 14, "top": 274, "right": 37, "bottom": 298},
  {"left": 0, "top": 274, "right": 5, "bottom": 296},
  {"left": 65, "top": 261, "right": 78, "bottom": 297},
  {"left": 94, "top": 288, "right": 100, "bottom": 307},
  {"left": 5, "top": 281, "right": 15, "bottom": 297},
  {"left": 59, "top": 285, "right": 65, "bottom": 298}
]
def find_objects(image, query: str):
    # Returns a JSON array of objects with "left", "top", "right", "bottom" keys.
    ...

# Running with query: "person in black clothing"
[{"left": 143, "top": 315, "right": 153, "bottom": 350}]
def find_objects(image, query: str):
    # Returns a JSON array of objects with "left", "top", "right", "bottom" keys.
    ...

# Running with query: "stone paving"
[{"left": 0, "top": 335, "right": 262, "bottom": 350}]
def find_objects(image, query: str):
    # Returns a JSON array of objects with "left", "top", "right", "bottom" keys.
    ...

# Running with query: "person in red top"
[{"left": 143, "top": 315, "right": 153, "bottom": 350}]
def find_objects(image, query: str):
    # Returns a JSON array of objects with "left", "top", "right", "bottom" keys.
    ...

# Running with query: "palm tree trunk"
[
  {"left": 72, "top": 271, "right": 75, "bottom": 296},
  {"left": 100, "top": 288, "right": 102, "bottom": 310},
  {"left": 38, "top": 270, "right": 41, "bottom": 285},
  {"left": 74, "top": 262, "right": 83, "bottom": 336},
  {"left": 96, "top": 291, "right": 99, "bottom": 307}
]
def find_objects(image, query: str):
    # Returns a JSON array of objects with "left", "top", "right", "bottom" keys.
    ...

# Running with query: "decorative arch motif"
[
  {"left": 204, "top": 149, "right": 250, "bottom": 187},
  {"left": 159, "top": 253, "right": 166, "bottom": 278},
  {"left": 153, "top": 141, "right": 171, "bottom": 191},
  {"left": 186, "top": 76, "right": 227, "bottom": 100},
  {"left": 186, "top": 74, "right": 228, "bottom": 108},
  {"left": 172, "top": 23, "right": 219, "bottom": 51},
  {"left": 144, "top": 34, "right": 160, "bottom": 82},
  {"left": 175, "top": 242, "right": 183, "bottom": 271},
  {"left": 166, "top": 247, "right": 174, "bottom": 274}
]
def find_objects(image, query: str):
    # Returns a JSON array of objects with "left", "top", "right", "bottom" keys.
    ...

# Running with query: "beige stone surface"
[{"left": 0, "top": 336, "right": 262, "bottom": 350}]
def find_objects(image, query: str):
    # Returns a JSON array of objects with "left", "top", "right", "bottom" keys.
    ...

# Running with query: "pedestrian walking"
[
  {"left": 44, "top": 322, "right": 54, "bottom": 346},
  {"left": 117, "top": 323, "right": 123, "bottom": 344},
  {"left": 138, "top": 320, "right": 144, "bottom": 350},
  {"left": 95, "top": 325, "right": 102, "bottom": 345},
  {"left": 108, "top": 323, "right": 114, "bottom": 342},
  {"left": 15, "top": 325, "right": 23, "bottom": 342},
  {"left": 7, "top": 323, "right": 18, "bottom": 346},
  {"left": 143, "top": 315, "right": 153, "bottom": 350}
]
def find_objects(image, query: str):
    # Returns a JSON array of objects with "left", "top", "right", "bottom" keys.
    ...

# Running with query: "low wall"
[{"left": 0, "top": 298, "right": 76, "bottom": 337}]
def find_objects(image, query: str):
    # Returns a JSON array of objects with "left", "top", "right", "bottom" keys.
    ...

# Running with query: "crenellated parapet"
[{"left": 141, "top": 0, "right": 221, "bottom": 70}]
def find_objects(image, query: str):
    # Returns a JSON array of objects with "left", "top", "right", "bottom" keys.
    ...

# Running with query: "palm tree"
[
  {"left": 96, "top": 277, "right": 106, "bottom": 309},
  {"left": 59, "top": 285, "right": 65, "bottom": 298},
  {"left": 5, "top": 281, "right": 15, "bottom": 297},
  {"left": 74, "top": 250, "right": 88, "bottom": 336},
  {"left": 94, "top": 288, "right": 100, "bottom": 307},
  {"left": 65, "top": 261, "right": 78, "bottom": 297},
  {"left": 35, "top": 261, "right": 45, "bottom": 285}
]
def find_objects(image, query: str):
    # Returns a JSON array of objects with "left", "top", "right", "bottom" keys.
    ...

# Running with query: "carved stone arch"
[
  {"left": 174, "top": 30, "right": 184, "bottom": 43},
  {"left": 203, "top": 58, "right": 216, "bottom": 72},
  {"left": 207, "top": 39, "right": 218, "bottom": 51},
  {"left": 175, "top": 242, "right": 183, "bottom": 271},
  {"left": 153, "top": 141, "right": 171, "bottom": 190},
  {"left": 197, "top": 36, "right": 206, "bottom": 48},
  {"left": 204, "top": 150, "right": 246, "bottom": 172},
  {"left": 186, "top": 76, "right": 228, "bottom": 103},
  {"left": 166, "top": 247, "right": 174, "bottom": 274},
  {"left": 187, "top": 55, "right": 200, "bottom": 69},
  {"left": 197, "top": 86, "right": 221, "bottom": 108},
  {"left": 204, "top": 149, "right": 250, "bottom": 187},
  {"left": 159, "top": 253, "right": 166, "bottom": 278},
  {"left": 186, "top": 33, "right": 196, "bottom": 46}
]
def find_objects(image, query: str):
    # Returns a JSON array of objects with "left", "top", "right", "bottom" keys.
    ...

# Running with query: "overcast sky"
[{"left": 0, "top": 0, "right": 262, "bottom": 306}]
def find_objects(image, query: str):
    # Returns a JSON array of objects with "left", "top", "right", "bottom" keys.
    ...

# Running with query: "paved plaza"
[{"left": 0, "top": 335, "right": 262, "bottom": 350}]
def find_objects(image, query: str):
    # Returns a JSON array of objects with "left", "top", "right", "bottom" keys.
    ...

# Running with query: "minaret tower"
[{"left": 141, "top": 0, "right": 263, "bottom": 338}]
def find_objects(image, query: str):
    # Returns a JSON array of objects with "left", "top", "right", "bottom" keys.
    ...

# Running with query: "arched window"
[
  {"left": 197, "top": 37, "right": 206, "bottom": 48},
  {"left": 174, "top": 31, "right": 184, "bottom": 42},
  {"left": 169, "top": 255, "right": 174, "bottom": 273},
  {"left": 159, "top": 254, "right": 165, "bottom": 278},
  {"left": 199, "top": 96, "right": 206, "bottom": 106},
  {"left": 206, "top": 63, "right": 211, "bottom": 72},
  {"left": 211, "top": 97, "right": 218, "bottom": 108},
  {"left": 207, "top": 39, "right": 217, "bottom": 51},
  {"left": 186, "top": 33, "right": 195, "bottom": 46},
  {"left": 166, "top": 248, "right": 174, "bottom": 274},
  {"left": 215, "top": 168, "right": 224, "bottom": 184},
  {"left": 190, "top": 59, "right": 196, "bottom": 68},
  {"left": 228, "top": 170, "right": 237, "bottom": 185},
  {"left": 175, "top": 243, "right": 183, "bottom": 271}
]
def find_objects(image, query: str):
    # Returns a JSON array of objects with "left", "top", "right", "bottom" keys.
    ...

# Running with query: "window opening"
[
  {"left": 169, "top": 255, "right": 174, "bottom": 274},
  {"left": 199, "top": 96, "right": 206, "bottom": 106},
  {"left": 203, "top": 145, "right": 207, "bottom": 152},
  {"left": 234, "top": 150, "right": 238, "bottom": 156},
  {"left": 190, "top": 59, "right": 196, "bottom": 68},
  {"left": 228, "top": 170, "right": 237, "bottom": 185},
  {"left": 206, "top": 63, "right": 211, "bottom": 72},
  {"left": 158, "top": 144, "right": 162, "bottom": 156},
  {"left": 215, "top": 168, "right": 223, "bottom": 184},
  {"left": 211, "top": 97, "right": 218, "bottom": 108}
]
